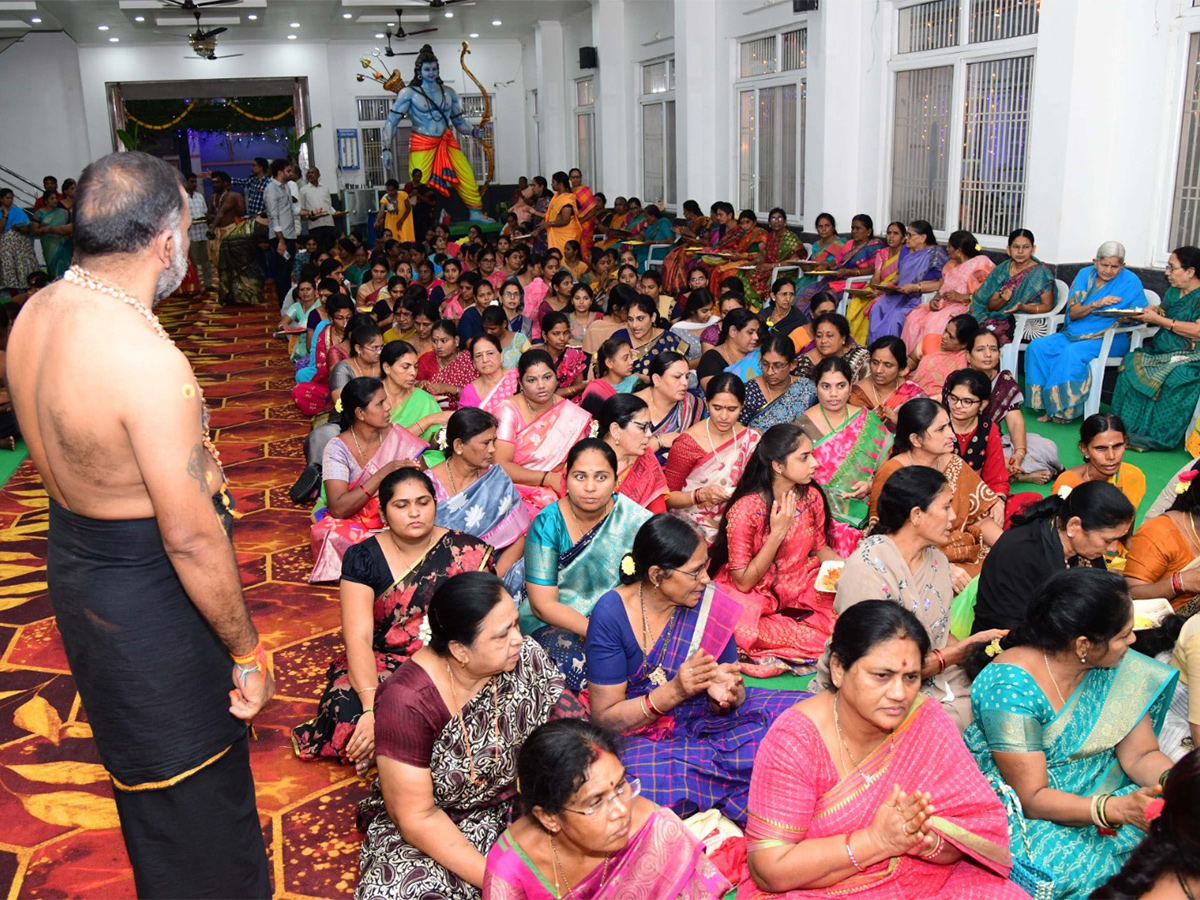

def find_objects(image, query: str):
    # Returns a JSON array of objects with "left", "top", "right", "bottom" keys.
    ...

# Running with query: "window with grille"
[
  {"left": 458, "top": 94, "right": 495, "bottom": 185},
  {"left": 890, "top": 67, "right": 953, "bottom": 229},
  {"left": 357, "top": 97, "right": 391, "bottom": 122},
  {"left": 640, "top": 59, "right": 676, "bottom": 207},
  {"left": 967, "top": 0, "right": 1039, "bottom": 44},
  {"left": 897, "top": 0, "right": 958, "bottom": 54},
  {"left": 361, "top": 127, "right": 385, "bottom": 187},
  {"left": 1171, "top": 33, "right": 1200, "bottom": 248},
  {"left": 642, "top": 60, "right": 672, "bottom": 95},
  {"left": 781, "top": 29, "right": 807, "bottom": 71},
  {"left": 740, "top": 36, "right": 777, "bottom": 78},
  {"left": 574, "top": 77, "right": 597, "bottom": 187}
]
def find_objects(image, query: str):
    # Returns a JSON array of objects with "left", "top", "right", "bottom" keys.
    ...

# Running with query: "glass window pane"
[
  {"left": 740, "top": 36, "right": 777, "bottom": 78},
  {"left": 754, "top": 85, "right": 800, "bottom": 216},
  {"left": 782, "top": 28, "right": 807, "bottom": 71},
  {"left": 968, "top": 0, "right": 1039, "bottom": 44},
  {"left": 1172, "top": 34, "right": 1200, "bottom": 247},
  {"left": 960, "top": 55, "right": 1034, "bottom": 237},
  {"left": 665, "top": 100, "right": 677, "bottom": 206},
  {"left": 643, "top": 103, "right": 665, "bottom": 205},
  {"left": 576, "top": 113, "right": 595, "bottom": 187},
  {"left": 576, "top": 77, "right": 594, "bottom": 107},
  {"left": 738, "top": 90, "right": 755, "bottom": 212},
  {"left": 356, "top": 98, "right": 390, "bottom": 122},
  {"left": 668, "top": 59, "right": 676, "bottom": 91},
  {"left": 890, "top": 66, "right": 953, "bottom": 230},
  {"left": 897, "top": 0, "right": 958, "bottom": 54},
  {"left": 643, "top": 62, "right": 668, "bottom": 95}
]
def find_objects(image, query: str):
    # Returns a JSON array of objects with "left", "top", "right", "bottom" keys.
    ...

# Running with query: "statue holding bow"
[{"left": 380, "top": 42, "right": 493, "bottom": 222}]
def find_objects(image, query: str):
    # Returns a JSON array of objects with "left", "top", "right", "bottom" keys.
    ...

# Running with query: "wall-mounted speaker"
[
  {"left": 580, "top": 46, "right": 598, "bottom": 69},
  {"left": 794, "top": 0, "right": 819, "bottom": 11}
]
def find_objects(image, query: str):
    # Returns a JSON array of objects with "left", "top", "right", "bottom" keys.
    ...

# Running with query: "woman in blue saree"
[
  {"left": 1025, "top": 243, "right": 1147, "bottom": 423},
  {"left": 969, "top": 228, "right": 1056, "bottom": 342},
  {"left": 965, "top": 568, "right": 1177, "bottom": 900},
  {"left": 586, "top": 515, "right": 806, "bottom": 826},
  {"left": 1111, "top": 246, "right": 1200, "bottom": 451},
  {"left": 631, "top": 204, "right": 675, "bottom": 270},
  {"left": 521, "top": 439, "right": 653, "bottom": 689},
  {"left": 867, "top": 220, "right": 949, "bottom": 343}
]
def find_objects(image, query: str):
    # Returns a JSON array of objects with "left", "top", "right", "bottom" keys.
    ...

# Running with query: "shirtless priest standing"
[{"left": 7, "top": 152, "right": 272, "bottom": 898}]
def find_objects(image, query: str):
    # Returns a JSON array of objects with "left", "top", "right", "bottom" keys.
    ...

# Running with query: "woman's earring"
[{"left": 1079, "top": 654, "right": 1087, "bottom": 666}]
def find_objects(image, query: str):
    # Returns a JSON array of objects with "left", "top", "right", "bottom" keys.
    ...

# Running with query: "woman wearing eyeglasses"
[
  {"left": 585, "top": 515, "right": 806, "bottom": 827},
  {"left": 483, "top": 719, "right": 732, "bottom": 899},
  {"left": 599, "top": 394, "right": 669, "bottom": 515}
]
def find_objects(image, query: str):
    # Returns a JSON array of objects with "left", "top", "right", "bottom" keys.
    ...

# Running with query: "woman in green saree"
[
  {"left": 521, "top": 439, "right": 653, "bottom": 690},
  {"left": 966, "top": 568, "right": 1177, "bottom": 900},
  {"left": 33, "top": 190, "right": 72, "bottom": 278},
  {"left": 969, "top": 228, "right": 1055, "bottom": 343},
  {"left": 1111, "top": 246, "right": 1200, "bottom": 451},
  {"left": 382, "top": 340, "right": 451, "bottom": 466}
]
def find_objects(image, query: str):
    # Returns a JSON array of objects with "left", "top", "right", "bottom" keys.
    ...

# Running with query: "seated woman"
[
  {"left": 630, "top": 203, "right": 675, "bottom": 270},
  {"left": 1094, "top": 749, "right": 1200, "bottom": 899},
  {"left": 696, "top": 308, "right": 761, "bottom": 390},
  {"left": 670, "top": 288, "right": 720, "bottom": 370},
  {"left": 974, "top": 482, "right": 1135, "bottom": 635},
  {"left": 457, "top": 275, "right": 498, "bottom": 350},
  {"left": 821, "top": 467, "right": 1006, "bottom": 729},
  {"left": 564, "top": 282, "right": 601, "bottom": 348},
  {"left": 381, "top": 340, "right": 449, "bottom": 461},
  {"left": 481, "top": 304, "right": 531, "bottom": 371},
  {"left": 740, "top": 331, "right": 816, "bottom": 430},
  {"left": 711, "top": 423, "right": 841, "bottom": 677},
  {"left": 357, "top": 572, "right": 582, "bottom": 900},
  {"left": 483, "top": 718, "right": 731, "bottom": 899},
  {"left": 792, "top": 312, "right": 869, "bottom": 384},
  {"left": 901, "top": 229, "right": 995, "bottom": 351},
  {"left": 496, "top": 281, "right": 532, "bottom": 344},
  {"left": 427, "top": 408, "right": 532, "bottom": 593},
  {"left": 666, "top": 374, "right": 760, "bottom": 544},
  {"left": 740, "top": 207, "right": 807, "bottom": 306},
  {"left": 521, "top": 440, "right": 652, "bottom": 689},
  {"left": 580, "top": 338, "right": 640, "bottom": 418},
  {"left": 356, "top": 254, "right": 392, "bottom": 311},
  {"left": 791, "top": 212, "right": 845, "bottom": 309},
  {"left": 964, "top": 328, "right": 1063, "bottom": 484},
  {"left": 581, "top": 282, "right": 632, "bottom": 357},
  {"left": 560, "top": 239, "right": 590, "bottom": 281},
  {"left": 700, "top": 291, "right": 746, "bottom": 352},
  {"left": 301, "top": 322, "right": 387, "bottom": 469},
  {"left": 870, "top": 398, "right": 1004, "bottom": 585},
  {"left": 965, "top": 568, "right": 1177, "bottom": 900},
  {"left": 660, "top": 201, "right": 715, "bottom": 294},
  {"left": 1051, "top": 413, "right": 1146, "bottom": 516},
  {"left": 635, "top": 351, "right": 704, "bottom": 465},
  {"left": 417, "top": 319, "right": 480, "bottom": 411},
  {"left": 844, "top": 220, "right": 904, "bottom": 346},
  {"left": 292, "top": 294, "right": 353, "bottom": 416},
  {"left": 943, "top": 368, "right": 1010, "bottom": 497},
  {"left": 910, "top": 313, "right": 978, "bottom": 398},
  {"left": 968, "top": 228, "right": 1055, "bottom": 342},
  {"left": 540, "top": 312, "right": 589, "bottom": 404},
  {"left": 279, "top": 278, "right": 323, "bottom": 361},
  {"left": 1125, "top": 472, "right": 1200, "bottom": 615},
  {"left": 796, "top": 357, "right": 893, "bottom": 557},
  {"left": 1025, "top": 242, "right": 1147, "bottom": 423},
  {"left": 459, "top": 334, "right": 519, "bottom": 416},
  {"left": 818, "top": 214, "right": 888, "bottom": 302},
  {"left": 1112, "top": 245, "right": 1200, "bottom": 451},
  {"left": 598, "top": 394, "right": 668, "bottom": 515},
  {"left": 292, "top": 469, "right": 493, "bottom": 771},
  {"left": 867, "top": 220, "right": 948, "bottom": 343},
  {"left": 536, "top": 270, "right": 573, "bottom": 342},
  {"left": 742, "top": 601, "right": 1021, "bottom": 900},
  {"left": 612, "top": 295, "right": 685, "bottom": 380},
  {"left": 701, "top": 208, "right": 767, "bottom": 300},
  {"left": 406, "top": 295, "right": 438, "bottom": 359},
  {"left": 309, "top": 377, "right": 430, "bottom": 582},
  {"left": 429, "top": 258, "right": 465, "bottom": 317},
  {"left": 587, "top": 516, "right": 806, "bottom": 824},
  {"left": 788, "top": 290, "right": 839, "bottom": 357},
  {"left": 850, "top": 335, "right": 924, "bottom": 432},
  {"left": 494, "top": 350, "right": 594, "bottom": 512}
]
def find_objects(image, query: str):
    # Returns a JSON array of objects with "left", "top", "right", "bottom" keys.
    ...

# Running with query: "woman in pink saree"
[
  {"left": 902, "top": 231, "right": 996, "bottom": 351},
  {"left": 741, "top": 601, "right": 1020, "bottom": 900},
  {"left": 483, "top": 719, "right": 730, "bottom": 900},
  {"left": 495, "top": 349, "right": 594, "bottom": 512},
  {"left": 459, "top": 333, "right": 520, "bottom": 416}
]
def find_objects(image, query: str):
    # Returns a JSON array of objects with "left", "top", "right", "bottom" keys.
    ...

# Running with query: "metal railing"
[{"left": 0, "top": 164, "right": 42, "bottom": 207}]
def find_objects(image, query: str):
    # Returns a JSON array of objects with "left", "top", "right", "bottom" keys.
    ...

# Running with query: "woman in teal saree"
[
  {"left": 521, "top": 440, "right": 653, "bottom": 689},
  {"left": 969, "top": 229, "right": 1055, "bottom": 343},
  {"left": 965, "top": 568, "right": 1177, "bottom": 900},
  {"left": 1110, "top": 246, "right": 1200, "bottom": 451},
  {"left": 33, "top": 191, "right": 72, "bottom": 278}
]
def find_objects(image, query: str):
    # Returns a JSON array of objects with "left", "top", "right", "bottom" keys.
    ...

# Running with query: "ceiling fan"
[
  {"left": 380, "top": 31, "right": 419, "bottom": 58},
  {"left": 427, "top": 0, "right": 476, "bottom": 8},
  {"left": 159, "top": 0, "right": 243, "bottom": 9},
  {"left": 388, "top": 8, "right": 437, "bottom": 43},
  {"left": 156, "top": 8, "right": 243, "bottom": 59}
]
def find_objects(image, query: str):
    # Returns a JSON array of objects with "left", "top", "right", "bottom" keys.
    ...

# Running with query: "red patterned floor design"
[{"left": 0, "top": 295, "right": 367, "bottom": 898}]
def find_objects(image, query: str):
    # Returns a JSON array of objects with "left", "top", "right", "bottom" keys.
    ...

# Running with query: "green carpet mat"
[{"left": 0, "top": 439, "right": 27, "bottom": 486}]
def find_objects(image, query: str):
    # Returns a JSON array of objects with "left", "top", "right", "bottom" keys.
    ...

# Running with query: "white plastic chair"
[
  {"left": 838, "top": 276, "right": 871, "bottom": 317},
  {"left": 1081, "top": 289, "right": 1160, "bottom": 417},
  {"left": 644, "top": 244, "right": 672, "bottom": 272},
  {"left": 999, "top": 278, "right": 1070, "bottom": 376},
  {"left": 770, "top": 263, "right": 802, "bottom": 286}
]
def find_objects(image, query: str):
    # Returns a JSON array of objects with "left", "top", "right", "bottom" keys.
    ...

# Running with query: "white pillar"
[
  {"left": 534, "top": 20, "right": 570, "bottom": 175},
  {"left": 593, "top": 0, "right": 635, "bottom": 194},
  {"left": 674, "top": 0, "right": 719, "bottom": 206}
]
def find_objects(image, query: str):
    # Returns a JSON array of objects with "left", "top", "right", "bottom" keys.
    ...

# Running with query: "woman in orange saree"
[
  {"left": 660, "top": 200, "right": 714, "bottom": 294},
  {"left": 741, "top": 601, "right": 1019, "bottom": 900},
  {"left": 569, "top": 168, "right": 601, "bottom": 257},
  {"left": 705, "top": 209, "right": 767, "bottom": 300}
]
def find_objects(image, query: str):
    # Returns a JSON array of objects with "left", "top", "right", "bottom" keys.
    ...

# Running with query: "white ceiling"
[{"left": 0, "top": 0, "right": 590, "bottom": 46}]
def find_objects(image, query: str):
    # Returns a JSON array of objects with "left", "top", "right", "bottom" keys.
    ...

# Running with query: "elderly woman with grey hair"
[{"left": 1024, "top": 240, "right": 1148, "bottom": 423}]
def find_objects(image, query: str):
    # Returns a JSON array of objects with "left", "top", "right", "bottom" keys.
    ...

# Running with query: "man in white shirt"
[
  {"left": 299, "top": 167, "right": 339, "bottom": 252},
  {"left": 263, "top": 159, "right": 298, "bottom": 308},
  {"left": 184, "top": 171, "right": 211, "bottom": 290}
]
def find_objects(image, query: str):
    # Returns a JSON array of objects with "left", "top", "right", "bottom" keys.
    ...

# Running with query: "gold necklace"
[
  {"left": 833, "top": 694, "right": 892, "bottom": 784},
  {"left": 638, "top": 584, "right": 677, "bottom": 686},
  {"left": 1043, "top": 650, "right": 1068, "bottom": 706},
  {"left": 706, "top": 418, "right": 735, "bottom": 468},
  {"left": 65, "top": 265, "right": 221, "bottom": 465},
  {"left": 567, "top": 497, "right": 610, "bottom": 537},
  {"left": 444, "top": 661, "right": 500, "bottom": 786},
  {"left": 445, "top": 457, "right": 482, "bottom": 496},
  {"left": 549, "top": 833, "right": 610, "bottom": 900},
  {"left": 387, "top": 527, "right": 436, "bottom": 573},
  {"left": 349, "top": 426, "right": 382, "bottom": 466}
]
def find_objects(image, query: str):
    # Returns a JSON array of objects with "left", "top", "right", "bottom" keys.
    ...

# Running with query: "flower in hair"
[
  {"left": 588, "top": 421, "right": 600, "bottom": 439},
  {"left": 974, "top": 243, "right": 982, "bottom": 251},
  {"left": 334, "top": 397, "right": 343, "bottom": 414},
  {"left": 435, "top": 426, "right": 448, "bottom": 451},
  {"left": 1057, "top": 485, "right": 1073, "bottom": 500},
  {"left": 985, "top": 638, "right": 1003, "bottom": 658},
  {"left": 417, "top": 615, "right": 433, "bottom": 646},
  {"left": 1143, "top": 798, "right": 1165, "bottom": 822},
  {"left": 620, "top": 553, "right": 637, "bottom": 577},
  {"left": 1181, "top": 469, "right": 1198, "bottom": 483},
  {"left": 1177, "top": 469, "right": 1198, "bottom": 494}
]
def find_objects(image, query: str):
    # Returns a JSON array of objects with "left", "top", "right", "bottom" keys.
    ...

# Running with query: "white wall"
[{"left": 0, "top": 33, "right": 90, "bottom": 196}]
